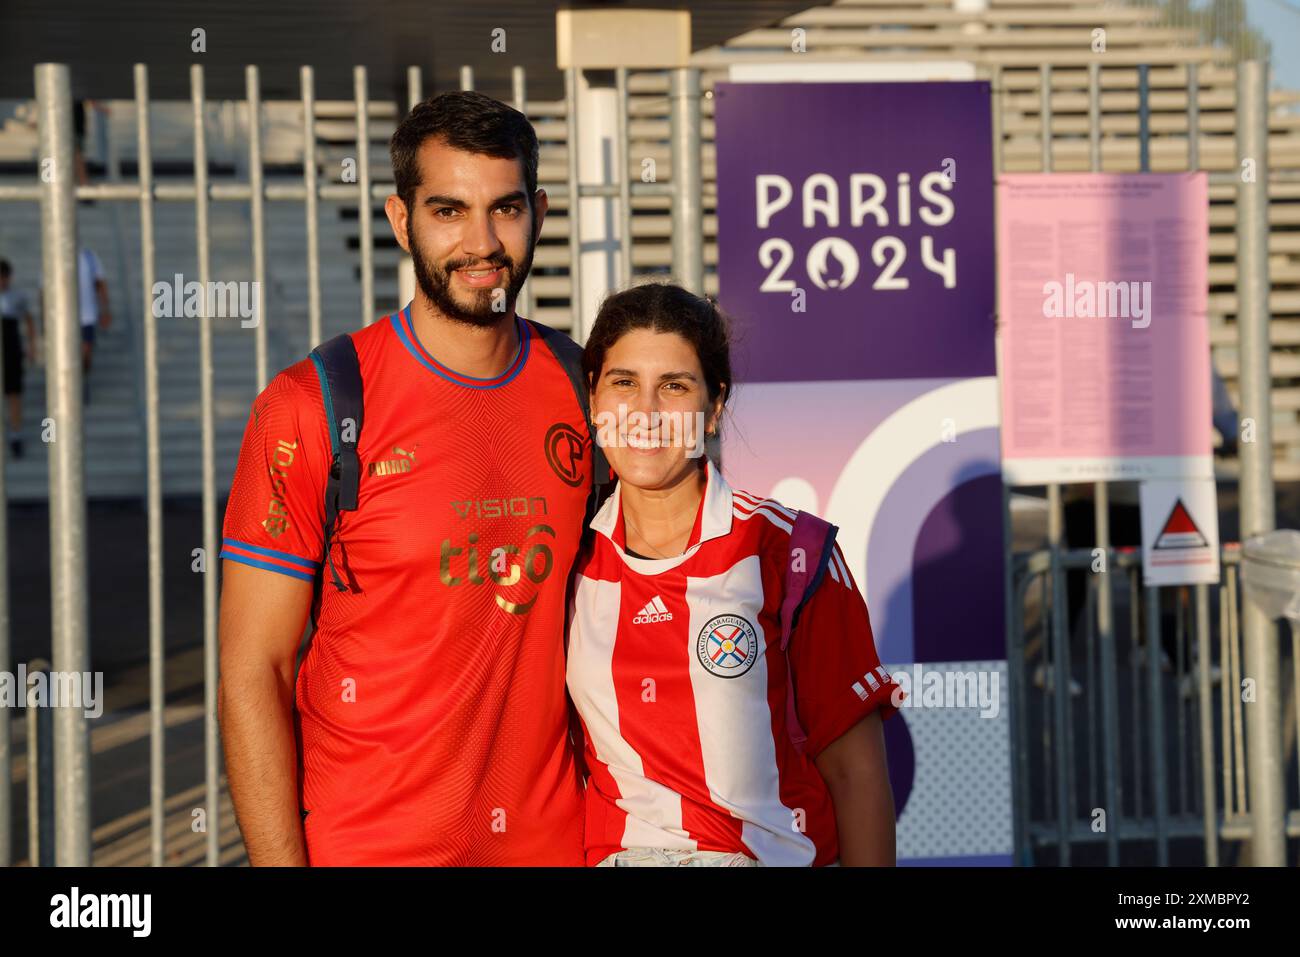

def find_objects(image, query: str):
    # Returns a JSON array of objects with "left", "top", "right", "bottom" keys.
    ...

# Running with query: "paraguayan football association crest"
[{"left": 697, "top": 614, "right": 759, "bottom": 679}]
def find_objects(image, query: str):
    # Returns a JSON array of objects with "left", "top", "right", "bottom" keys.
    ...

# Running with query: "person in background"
[
  {"left": 73, "top": 99, "right": 109, "bottom": 199},
  {"left": 77, "top": 246, "right": 111, "bottom": 403},
  {"left": 0, "top": 259, "right": 37, "bottom": 457}
]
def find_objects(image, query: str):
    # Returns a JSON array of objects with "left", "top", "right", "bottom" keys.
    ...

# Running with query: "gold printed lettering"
[
  {"left": 273, "top": 438, "right": 298, "bottom": 469},
  {"left": 495, "top": 594, "right": 537, "bottom": 615},
  {"left": 263, "top": 437, "right": 297, "bottom": 537}
]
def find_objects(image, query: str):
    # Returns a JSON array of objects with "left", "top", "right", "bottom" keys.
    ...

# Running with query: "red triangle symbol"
[{"left": 1154, "top": 498, "right": 1208, "bottom": 550}]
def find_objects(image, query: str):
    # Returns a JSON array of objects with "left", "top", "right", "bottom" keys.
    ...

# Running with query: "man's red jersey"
[{"left": 221, "top": 305, "right": 592, "bottom": 865}]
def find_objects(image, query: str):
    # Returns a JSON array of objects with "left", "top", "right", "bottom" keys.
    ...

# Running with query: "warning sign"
[
  {"left": 1153, "top": 499, "right": 1211, "bottom": 550},
  {"left": 1140, "top": 479, "right": 1220, "bottom": 586}
]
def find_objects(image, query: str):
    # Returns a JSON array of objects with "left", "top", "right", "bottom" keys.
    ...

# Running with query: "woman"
[{"left": 566, "top": 282, "right": 900, "bottom": 867}]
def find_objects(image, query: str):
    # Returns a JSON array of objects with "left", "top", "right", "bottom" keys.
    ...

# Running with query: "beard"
[{"left": 408, "top": 211, "right": 536, "bottom": 328}]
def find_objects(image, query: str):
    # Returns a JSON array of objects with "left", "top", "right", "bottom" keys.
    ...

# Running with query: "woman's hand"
[{"left": 813, "top": 710, "right": 896, "bottom": 865}]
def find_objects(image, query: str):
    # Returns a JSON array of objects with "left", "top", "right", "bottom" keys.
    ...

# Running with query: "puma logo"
[{"left": 368, "top": 444, "right": 418, "bottom": 477}]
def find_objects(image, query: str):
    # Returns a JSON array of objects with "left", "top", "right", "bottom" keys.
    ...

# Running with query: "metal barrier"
[
  {"left": 0, "top": 56, "right": 1287, "bottom": 867},
  {"left": 0, "top": 59, "right": 705, "bottom": 866},
  {"left": 1009, "top": 544, "right": 1299, "bottom": 865},
  {"left": 994, "top": 59, "right": 1290, "bottom": 865}
]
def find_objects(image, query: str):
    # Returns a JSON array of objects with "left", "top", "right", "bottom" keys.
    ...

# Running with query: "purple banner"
[
  {"left": 715, "top": 81, "right": 995, "bottom": 383},
  {"left": 716, "top": 80, "right": 1010, "bottom": 864}
]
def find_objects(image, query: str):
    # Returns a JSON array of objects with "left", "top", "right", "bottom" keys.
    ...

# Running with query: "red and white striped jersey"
[{"left": 565, "top": 458, "right": 901, "bottom": 867}]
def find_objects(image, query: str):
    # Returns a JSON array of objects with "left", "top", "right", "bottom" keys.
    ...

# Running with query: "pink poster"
[{"left": 997, "top": 173, "right": 1212, "bottom": 484}]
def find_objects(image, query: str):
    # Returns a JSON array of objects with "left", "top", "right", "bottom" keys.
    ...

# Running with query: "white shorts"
[{"left": 596, "top": 847, "right": 759, "bottom": 867}]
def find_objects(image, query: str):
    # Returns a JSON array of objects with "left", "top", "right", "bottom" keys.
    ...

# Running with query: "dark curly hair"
[
  {"left": 582, "top": 282, "right": 733, "bottom": 414},
  {"left": 389, "top": 91, "right": 539, "bottom": 215}
]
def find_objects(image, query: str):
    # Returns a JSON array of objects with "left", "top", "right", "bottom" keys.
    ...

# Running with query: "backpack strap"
[
  {"left": 309, "top": 333, "right": 364, "bottom": 593},
  {"left": 528, "top": 318, "right": 613, "bottom": 529},
  {"left": 780, "top": 510, "right": 840, "bottom": 755},
  {"left": 530, "top": 318, "right": 612, "bottom": 781}
]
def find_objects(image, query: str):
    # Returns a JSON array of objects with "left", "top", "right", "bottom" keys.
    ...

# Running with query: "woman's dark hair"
[
  {"left": 389, "top": 91, "right": 539, "bottom": 214},
  {"left": 582, "top": 282, "right": 733, "bottom": 410}
]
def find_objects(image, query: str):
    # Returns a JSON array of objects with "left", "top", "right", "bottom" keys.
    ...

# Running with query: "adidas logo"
[
  {"left": 632, "top": 595, "right": 674, "bottom": 624},
  {"left": 851, "top": 666, "right": 893, "bottom": 700}
]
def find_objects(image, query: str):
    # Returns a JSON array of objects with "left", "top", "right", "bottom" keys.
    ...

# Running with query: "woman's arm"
[{"left": 813, "top": 710, "right": 896, "bottom": 865}]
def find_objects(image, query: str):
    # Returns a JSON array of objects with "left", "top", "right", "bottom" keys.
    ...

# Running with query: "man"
[
  {"left": 218, "top": 92, "right": 594, "bottom": 865},
  {"left": 0, "top": 259, "right": 37, "bottom": 457},
  {"left": 77, "top": 246, "right": 111, "bottom": 403}
]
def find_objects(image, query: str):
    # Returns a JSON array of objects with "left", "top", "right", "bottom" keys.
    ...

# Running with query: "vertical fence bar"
[
  {"left": 36, "top": 62, "right": 91, "bottom": 867},
  {"left": 398, "top": 65, "right": 422, "bottom": 314},
  {"left": 1040, "top": 64, "right": 1052, "bottom": 172},
  {"left": 1063, "top": 591, "right": 1078, "bottom": 835},
  {"left": 564, "top": 68, "right": 582, "bottom": 337},
  {"left": 26, "top": 659, "right": 54, "bottom": 866},
  {"left": 990, "top": 66, "right": 1003, "bottom": 180},
  {"left": 1234, "top": 60, "right": 1286, "bottom": 866},
  {"left": 1188, "top": 73, "right": 1202, "bottom": 870},
  {"left": 1137, "top": 63, "right": 1161, "bottom": 863},
  {"left": 616, "top": 67, "right": 632, "bottom": 289},
  {"left": 135, "top": 62, "right": 165, "bottom": 868},
  {"left": 1197, "top": 583, "right": 1218, "bottom": 864},
  {"left": 355, "top": 66, "right": 374, "bottom": 326},
  {"left": 1221, "top": 575, "right": 1234, "bottom": 820},
  {"left": 1009, "top": 566, "right": 1030, "bottom": 864},
  {"left": 1095, "top": 489, "right": 1121, "bottom": 864},
  {"left": 1176, "top": 592, "right": 1189, "bottom": 814},
  {"left": 1039, "top": 62, "right": 1072, "bottom": 864},
  {"left": 302, "top": 67, "right": 322, "bottom": 350},
  {"left": 1088, "top": 57, "right": 1121, "bottom": 867},
  {"left": 1085, "top": 575, "right": 1098, "bottom": 809},
  {"left": 1041, "top": 571, "right": 1052, "bottom": 825},
  {"left": 1014, "top": 575, "right": 1033, "bottom": 863},
  {"left": 511, "top": 66, "right": 534, "bottom": 322},
  {"left": 669, "top": 68, "right": 703, "bottom": 295},
  {"left": 408, "top": 65, "right": 422, "bottom": 112},
  {"left": 247, "top": 66, "right": 268, "bottom": 389},
  {"left": 1138, "top": 65, "right": 1150, "bottom": 172},
  {"left": 1228, "top": 567, "right": 1247, "bottom": 814},
  {"left": 192, "top": 63, "right": 220, "bottom": 868},
  {"left": 1130, "top": 567, "right": 1144, "bottom": 818},
  {"left": 1293, "top": 625, "right": 1300, "bottom": 809},
  {"left": 1047, "top": 483, "right": 1071, "bottom": 864},
  {"left": 1088, "top": 62, "right": 1102, "bottom": 172},
  {"left": 1147, "top": 584, "right": 1169, "bottom": 864}
]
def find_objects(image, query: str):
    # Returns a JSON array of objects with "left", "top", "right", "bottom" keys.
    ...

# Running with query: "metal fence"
[
  {"left": 0, "top": 56, "right": 1290, "bottom": 866},
  {"left": 1011, "top": 543, "right": 1300, "bottom": 864},
  {"left": 997, "top": 60, "right": 1294, "bottom": 866},
  {"left": 0, "top": 59, "right": 707, "bottom": 867}
]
